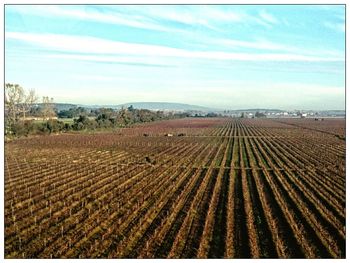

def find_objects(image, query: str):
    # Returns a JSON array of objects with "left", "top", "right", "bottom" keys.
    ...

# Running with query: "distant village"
[
  {"left": 222, "top": 109, "right": 345, "bottom": 119},
  {"left": 184, "top": 109, "right": 345, "bottom": 119}
]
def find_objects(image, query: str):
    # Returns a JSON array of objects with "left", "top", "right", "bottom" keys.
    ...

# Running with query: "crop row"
[{"left": 5, "top": 117, "right": 345, "bottom": 258}]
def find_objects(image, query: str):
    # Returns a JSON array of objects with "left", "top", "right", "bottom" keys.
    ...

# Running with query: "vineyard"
[{"left": 4, "top": 117, "right": 346, "bottom": 258}]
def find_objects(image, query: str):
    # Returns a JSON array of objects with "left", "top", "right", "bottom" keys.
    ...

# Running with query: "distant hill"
[
  {"left": 50, "top": 102, "right": 215, "bottom": 112},
  {"left": 115, "top": 102, "right": 216, "bottom": 112}
]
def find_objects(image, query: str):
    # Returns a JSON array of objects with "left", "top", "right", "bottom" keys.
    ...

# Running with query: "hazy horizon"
[
  {"left": 5, "top": 5, "right": 345, "bottom": 110},
  {"left": 40, "top": 100, "right": 344, "bottom": 112}
]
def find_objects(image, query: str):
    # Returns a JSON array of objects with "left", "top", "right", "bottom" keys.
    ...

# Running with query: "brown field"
[{"left": 4, "top": 117, "right": 346, "bottom": 258}]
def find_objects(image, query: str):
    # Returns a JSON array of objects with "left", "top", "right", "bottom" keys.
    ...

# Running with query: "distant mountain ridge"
[
  {"left": 115, "top": 102, "right": 216, "bottom": 111},
  {"left": 39, "top": 102, "right": 216, "bottom": 112}
]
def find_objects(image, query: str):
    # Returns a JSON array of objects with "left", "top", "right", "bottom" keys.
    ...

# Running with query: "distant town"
[{"left": 219, "top": 109, "right": 345, "bottom": 119}]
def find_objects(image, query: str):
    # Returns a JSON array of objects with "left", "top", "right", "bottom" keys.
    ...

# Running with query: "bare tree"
[
  {"left": 41, "top": 96, "right": 56, "bottom": 120},
  {"left": 5, "top": 84, "right": 39, "bottom": 122},
  {"left": 21, "top": 89, "right": 38, "bottom": 119},
  {"left": 5, "top": 83, "right": 25, "bottom": 125}
]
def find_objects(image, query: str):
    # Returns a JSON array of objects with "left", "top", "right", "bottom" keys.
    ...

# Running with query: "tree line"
[{"left": 4, "top": 84, "right": 190, "bottom": 138}]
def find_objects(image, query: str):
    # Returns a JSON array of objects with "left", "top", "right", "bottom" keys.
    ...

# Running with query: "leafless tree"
[
  {"left": 41, "top": 96, "right": 56, "bottom": 120},
  {"left": 21, "top": 89, "right": 38, "bottom": 119},
  {"left": 5, "top": 84, "right": 39, "bottom": 121},
  {"left": 5, "top": 83, "right": 25, "bottom": 125}
]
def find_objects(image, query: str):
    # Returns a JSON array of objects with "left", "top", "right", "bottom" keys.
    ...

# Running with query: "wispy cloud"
[
  {"left": 7, "top": 5, "right": 177, "bottom": 33},
  {"left": 190, "top": 7, "right": 273, "bottom": 29},
  {"left": 46, "top": 54, "right": 175, "bottom": 68},
  {"left": 6, "top": 32, "right": 342, "bottom": 63},
  {"left": 140, "top": 6, "right": 223, "bottom": 31},
  {"left": 5, "top": 5, "right": 345, "bottom": 109},
  {"left": 142, "top": 5, "right": 276, "bottom": 32},
  {"left": 212, "top": 37, "right": 343, "bottom": 60},
  {"left": 190, "top": 6, "right": 245, "bottom": 23},
  {"left": 324, "top": 21, "right": 345, "bottom": 33},
  {"left": 213, "top": 38, "right": 296, "bottom": 52},
  {"left": 6, "top": 5, "right": 279, "bottom": 35},
  {"left": 259, "top": 10, "right": 279, "bottom": 24}
]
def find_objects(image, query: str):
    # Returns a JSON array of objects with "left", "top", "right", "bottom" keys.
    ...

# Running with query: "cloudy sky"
[{"left": 5, "top": 5, "right": 345, "bottom": 110}]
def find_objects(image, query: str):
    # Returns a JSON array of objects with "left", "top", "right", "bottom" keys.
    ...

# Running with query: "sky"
[{"left": 5, "top": 5, "right": 345, "bottom": 110}]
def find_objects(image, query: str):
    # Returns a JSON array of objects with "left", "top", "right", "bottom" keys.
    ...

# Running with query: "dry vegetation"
[{"left": 5, "top": 117, "right": 345, "bottom": 258}]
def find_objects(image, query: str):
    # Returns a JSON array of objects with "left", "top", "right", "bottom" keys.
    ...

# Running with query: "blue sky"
[{"left": 5, "top": 5, "right": 345, "bottom": 110}]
